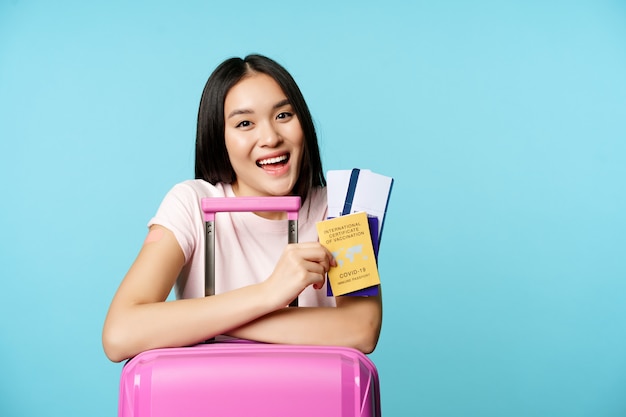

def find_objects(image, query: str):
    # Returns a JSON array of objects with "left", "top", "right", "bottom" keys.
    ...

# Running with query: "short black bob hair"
[{"left": 195, "top": 54, "right": 326, "bottom": 203}]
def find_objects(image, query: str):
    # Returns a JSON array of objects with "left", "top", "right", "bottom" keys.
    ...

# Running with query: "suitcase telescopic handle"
[{"left": 201, "top": 196, "right": 301, "bottom": 307}]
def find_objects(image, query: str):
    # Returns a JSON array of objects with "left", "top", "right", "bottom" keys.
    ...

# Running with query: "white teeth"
[{"left": 258, "top": 155, "right": 288, "bottom": 165}]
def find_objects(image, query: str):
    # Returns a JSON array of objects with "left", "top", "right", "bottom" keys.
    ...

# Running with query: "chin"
[{"left": 268, "top": 182, "right": 297, "bottom": 197}]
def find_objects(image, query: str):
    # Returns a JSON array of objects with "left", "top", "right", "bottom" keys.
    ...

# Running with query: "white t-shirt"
[{"left": 149, "top": 180, "right": 336, "bottom": 307}]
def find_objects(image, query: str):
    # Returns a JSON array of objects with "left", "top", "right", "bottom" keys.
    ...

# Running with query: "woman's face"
[{"left": 224, "top": 72, "right": 304, "bottom": 198}]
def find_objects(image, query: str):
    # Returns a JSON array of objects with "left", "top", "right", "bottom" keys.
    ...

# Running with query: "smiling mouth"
[{"left": 256, "top": 154, "right": 290, "bottom": 167}]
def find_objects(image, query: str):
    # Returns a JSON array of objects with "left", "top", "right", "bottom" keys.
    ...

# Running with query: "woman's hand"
[{"left": 262, "top": 242, "right": 336, "bottom": 308}]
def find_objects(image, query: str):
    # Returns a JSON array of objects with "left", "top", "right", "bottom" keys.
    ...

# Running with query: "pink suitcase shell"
[
  {"left": 118, "top": 341, "right": 381, "bottom": 417},
  {"left": 117, "top": 196, "right": 382, "bottom": 416}
]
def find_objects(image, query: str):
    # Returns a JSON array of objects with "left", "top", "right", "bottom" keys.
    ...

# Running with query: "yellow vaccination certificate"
[{"left": 316, "top": 211, "right": 380, "bottom": 296}]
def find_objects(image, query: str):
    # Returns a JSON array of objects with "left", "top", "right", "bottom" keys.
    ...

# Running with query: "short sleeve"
[{"left": 148, "top": 182, "right": 205, "bottom": 263}]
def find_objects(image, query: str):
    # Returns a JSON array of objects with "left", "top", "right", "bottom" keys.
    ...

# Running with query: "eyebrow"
[{"left": 227, "top": 98, "right": 291, "bottom": 119}]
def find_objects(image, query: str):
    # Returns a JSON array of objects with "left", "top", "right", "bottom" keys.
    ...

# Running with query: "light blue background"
[{"left": 1, "top": 1, "right": 625, "bottom": 416}]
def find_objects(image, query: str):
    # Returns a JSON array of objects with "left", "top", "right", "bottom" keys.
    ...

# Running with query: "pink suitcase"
[{"left": 118, "top": 197, "right": 382, "bottom": 417}]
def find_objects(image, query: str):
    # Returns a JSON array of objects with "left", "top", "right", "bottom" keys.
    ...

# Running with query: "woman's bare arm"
[
  {"left": 102, "top": 226, "right": 272, "bottom": 361},
  {"left": 102, "top": 224, "right": 338, "bottom": 362},
  {"left": 226, "top": 292, "right": 382, "bottom": 354}
]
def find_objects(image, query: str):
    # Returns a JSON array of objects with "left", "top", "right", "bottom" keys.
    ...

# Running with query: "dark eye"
[
  {"left": 236, "top": 120, "right": 251, "bottom": 128},
  {"left": 277, "top": 112, "right": 293, "bottom": 120}
]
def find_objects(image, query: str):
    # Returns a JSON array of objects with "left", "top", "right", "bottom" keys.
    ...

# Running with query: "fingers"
[
  {"left": 283, "top": 242, "right": 335, "bottom": 276},
  {"left": 269, "top": 242, "right": 334, "bottom": 298},
  {"left": 300, "top": 258, "right": 326, "bottom": 290},
  {"left": 291, "top": 242, "right": 335, "bottom": 266}
]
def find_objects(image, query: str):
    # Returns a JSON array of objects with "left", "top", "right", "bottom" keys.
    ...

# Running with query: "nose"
[{"left": 258, "top": 120, "right": 282, "bottom": 147}]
